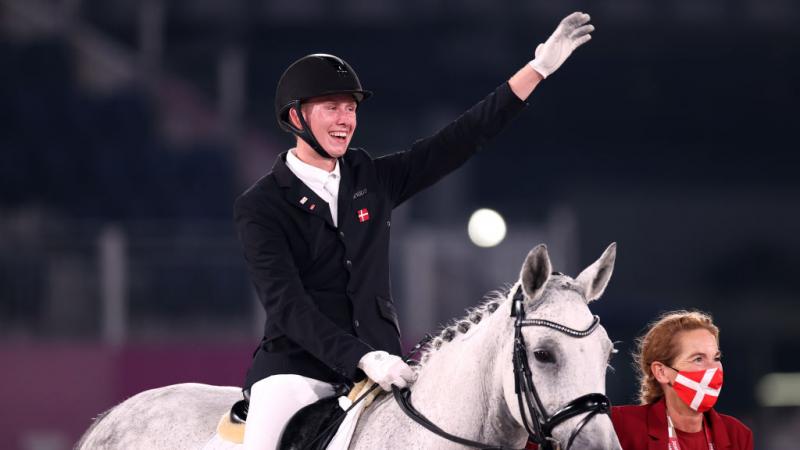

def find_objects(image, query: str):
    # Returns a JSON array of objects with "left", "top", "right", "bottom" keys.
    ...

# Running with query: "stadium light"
[
  {"left": 468, "top": 208, "right": 506, "bottom": 248},
  {"left": 756, "top": 372, "right": 800, "bottom": 407}
]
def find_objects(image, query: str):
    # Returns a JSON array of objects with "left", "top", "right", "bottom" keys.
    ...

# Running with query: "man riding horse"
[{"left": 234, "top": 12, "right": 595, "bottom": 449}]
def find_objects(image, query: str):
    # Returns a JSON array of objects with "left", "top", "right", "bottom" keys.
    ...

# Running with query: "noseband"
[{"left": 393, "top": 284, "right": 611, "bottom": 450}]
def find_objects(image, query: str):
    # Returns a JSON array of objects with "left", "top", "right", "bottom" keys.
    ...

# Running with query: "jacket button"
[
  {"left": 345, "top": 260, "right": 352, "bottom": 268},
  {"left": 354, "top": 320, "right": 360, "bottom": 328},
  {"left": 339, "top": 231, "right": 345, "bottom": 238},
  {"left": 386, "top": 220, "right": 391, "bottom": 227}
]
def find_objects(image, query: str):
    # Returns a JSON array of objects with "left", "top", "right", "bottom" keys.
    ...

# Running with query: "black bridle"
[
  {"left": 509, "top": 285, "right": 611, "bottom": 449},
  {"left": 393, "top": 284, "right": 611, "bottom": 450}
]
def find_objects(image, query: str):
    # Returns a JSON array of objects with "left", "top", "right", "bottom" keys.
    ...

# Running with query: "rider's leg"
[{"left": 243, "top": 374, "right": 335, "bottom": 450}]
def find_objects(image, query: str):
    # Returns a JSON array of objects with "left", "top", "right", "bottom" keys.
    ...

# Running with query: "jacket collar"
[
  {"left": 646, "top": 397, "right": 731, "bottom": 449},
  {"left": 706, "top": 407, "right": 732, "bottom": 448},
  {"left": 337, "top": 160, "right": 353, "bottom": 228},
  {"left": 646, "top": 397, "right": 669, "bottom": 450},
  {"left": 271, "top": 150, "right": 356, "bottom": 229},
  {"left": 272, "top": 151, "right": 298, "bottom": 188},
  {"left": 272, "top": 151, "right": 335, "bottom": 227}
]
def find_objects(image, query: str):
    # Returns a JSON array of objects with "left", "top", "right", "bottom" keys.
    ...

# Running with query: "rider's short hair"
[{"left": 633, "top": 310, "right": 720, "bottom": 404}]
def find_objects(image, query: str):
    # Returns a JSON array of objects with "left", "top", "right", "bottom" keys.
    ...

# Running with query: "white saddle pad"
[{"left": 325, "top": 395, "right": 367, "bottom": 450}]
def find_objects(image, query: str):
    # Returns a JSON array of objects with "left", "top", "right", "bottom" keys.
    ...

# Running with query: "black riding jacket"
[{"left": 235, "top": 82, "right": 526, "bottom": 390}]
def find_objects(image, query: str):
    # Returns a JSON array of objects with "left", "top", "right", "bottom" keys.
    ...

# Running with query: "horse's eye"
[{"left": 533, "top": 350, "right": 555, "bottom": 364}]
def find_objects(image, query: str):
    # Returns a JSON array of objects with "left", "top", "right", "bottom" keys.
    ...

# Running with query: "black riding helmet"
[{"left": 275, "top": 53, "right": 372, "bottom": 159}]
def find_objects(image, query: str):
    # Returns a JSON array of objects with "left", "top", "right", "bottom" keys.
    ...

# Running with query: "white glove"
[
  {"left": 358, "top": 350, "right": 417, "bottom": 391},
  {"left": 529, "top": 12, "right": 594, "bottom": 79}
]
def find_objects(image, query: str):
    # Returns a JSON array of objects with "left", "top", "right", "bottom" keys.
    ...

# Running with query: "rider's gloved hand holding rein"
[
  {"left": 358, "top": 351, "right": 417, "bottom": 391},
  {"left": 529, "top": 12, "right": 594, "bottom": 79}
]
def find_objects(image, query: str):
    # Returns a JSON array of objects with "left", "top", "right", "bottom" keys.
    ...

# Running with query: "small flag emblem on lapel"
[
  {"left": 310, "top": 204, "right": 316, "bottom": 211},
  {"left": 300, "top": 196, "right": 308, "bottom": 205},
  {"left": 357, "top": 208, "right": 370, "bottom": 223}
]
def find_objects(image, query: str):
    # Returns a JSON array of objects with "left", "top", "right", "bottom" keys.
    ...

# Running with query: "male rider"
[{"left": 235, "top": 12, "right": 595, "bottom": 449}]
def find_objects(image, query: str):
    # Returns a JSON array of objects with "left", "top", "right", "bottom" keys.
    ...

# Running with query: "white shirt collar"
[{"left": 286, "top": 148, "right": 340, "bottom": 183}]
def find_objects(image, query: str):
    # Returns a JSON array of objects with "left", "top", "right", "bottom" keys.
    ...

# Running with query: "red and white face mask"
[{"left": 667, "top": 366, "right": 724, "bottom": 412}]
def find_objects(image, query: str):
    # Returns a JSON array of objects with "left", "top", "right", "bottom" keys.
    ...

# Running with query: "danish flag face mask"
[{"left": 668, "top": 366, "right": 724, "bottom": 413}]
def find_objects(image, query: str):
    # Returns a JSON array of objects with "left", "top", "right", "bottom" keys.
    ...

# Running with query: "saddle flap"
[{"left": 278, "top": 396, "right": 345, "bottom": 450}]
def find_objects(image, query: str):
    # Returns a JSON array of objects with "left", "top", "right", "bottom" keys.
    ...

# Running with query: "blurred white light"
[
  {"left": 468, "top": 208, "right": 506, "bottom": 248},
  {"left": 756, "top": 372, "right": 800, "bottom": 407}
]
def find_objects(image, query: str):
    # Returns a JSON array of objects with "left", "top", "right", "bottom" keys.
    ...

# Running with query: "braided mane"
[
  {"left": 418, "top": 283, "right": 516, "bottom": 365},
  {"left": 416, "top": 274, "right": 585, "bottom": 366}
]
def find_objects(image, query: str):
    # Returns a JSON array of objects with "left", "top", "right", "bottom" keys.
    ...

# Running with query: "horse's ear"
[
  {"left": 575, "top": 242, "right": 617, "bottom": 303},
  {"left": 520, "top": 244, "right": 552, "bottom": 302}
]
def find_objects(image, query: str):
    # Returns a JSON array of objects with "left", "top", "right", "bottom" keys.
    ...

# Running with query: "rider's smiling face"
[{"left": 291, "top": 94, "right": 357, "bottom": 159}]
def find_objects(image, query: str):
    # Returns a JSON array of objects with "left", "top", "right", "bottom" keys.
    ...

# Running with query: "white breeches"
[{"left": 243, "top": 374, "right": 335, "bottom": 450}]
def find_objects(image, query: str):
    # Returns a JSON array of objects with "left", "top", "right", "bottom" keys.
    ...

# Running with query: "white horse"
[{"left": 76, "top": 243, "right": 622, "bottom": 450}]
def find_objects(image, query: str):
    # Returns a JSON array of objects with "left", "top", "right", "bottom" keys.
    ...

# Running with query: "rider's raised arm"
[
  {"left": 372, "top": 82, "right": 527, "bottom": 208},
  {"left": 373, "top": 11, "right": 594, "bottom": 208}
]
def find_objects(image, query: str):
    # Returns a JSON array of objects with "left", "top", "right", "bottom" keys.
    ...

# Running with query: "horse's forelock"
[{"left": 542, "top": 275, "right": 585, "bottom": 299}]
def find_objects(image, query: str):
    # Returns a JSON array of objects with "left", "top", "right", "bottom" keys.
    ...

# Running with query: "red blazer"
[{"left": 611, "top": 398, "right": 753, "bottom": 450}]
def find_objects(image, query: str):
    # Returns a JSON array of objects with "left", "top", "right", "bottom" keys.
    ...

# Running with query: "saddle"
[
  {"left": 215, "top": 380, "right": 381, "bottom": 448},
  {"left": 278, "top": 395, "right": 344, "bottom": 450}
]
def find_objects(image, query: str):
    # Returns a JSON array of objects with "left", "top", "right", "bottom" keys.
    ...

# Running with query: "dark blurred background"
[{"left": 1, "top": 0, "right": 799, "bottom": 448}]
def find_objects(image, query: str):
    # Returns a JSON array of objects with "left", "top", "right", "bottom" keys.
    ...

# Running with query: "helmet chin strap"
[{"left": 286, "top": 101, "right": 334, "bottom": 160}]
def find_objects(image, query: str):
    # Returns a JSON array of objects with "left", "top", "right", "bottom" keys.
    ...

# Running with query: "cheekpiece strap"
[{"left": 511, "top": 284, "right": 525, "bottom": 318}]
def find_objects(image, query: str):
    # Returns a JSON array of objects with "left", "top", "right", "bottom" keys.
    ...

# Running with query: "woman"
[{"left": 612, "top": 310, "right": 753, "bottom": 449}]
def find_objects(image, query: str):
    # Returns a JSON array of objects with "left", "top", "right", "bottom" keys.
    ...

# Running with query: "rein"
[{"left": 392, "top": 284, "right": 611, "bottom": 450}]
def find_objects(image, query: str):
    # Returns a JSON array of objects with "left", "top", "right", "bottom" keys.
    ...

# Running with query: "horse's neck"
[{"left": 407, "top": 300, "right": 527, "bottom": 446}]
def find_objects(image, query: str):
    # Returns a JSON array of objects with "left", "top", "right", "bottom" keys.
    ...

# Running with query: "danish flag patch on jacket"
[{"left": 357, "top": 208, "right": 370, "bottom": 222}]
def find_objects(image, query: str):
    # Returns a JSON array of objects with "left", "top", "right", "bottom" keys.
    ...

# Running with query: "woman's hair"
[{"left": 633, "top": 310, "right": 719, "bottom": 404}]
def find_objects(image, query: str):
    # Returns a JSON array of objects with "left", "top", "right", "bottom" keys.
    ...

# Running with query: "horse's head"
[{"left": 501, "top": 243, "right": 621, "bottom": 450}]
